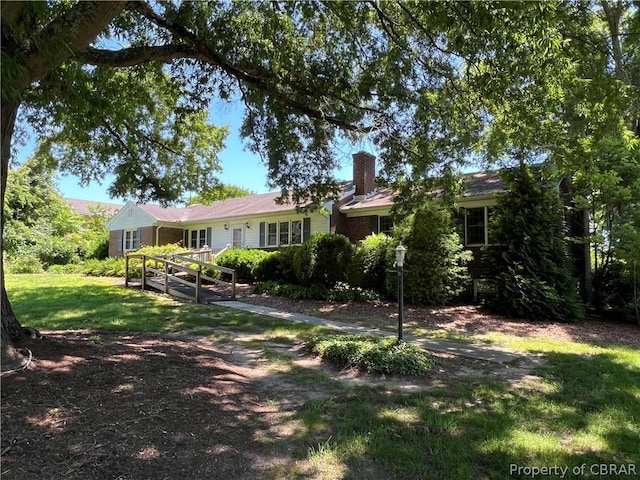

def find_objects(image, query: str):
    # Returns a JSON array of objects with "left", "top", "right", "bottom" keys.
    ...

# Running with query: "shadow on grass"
[{"left": 283, "top": 349, "right": 639, "bottom": 479}]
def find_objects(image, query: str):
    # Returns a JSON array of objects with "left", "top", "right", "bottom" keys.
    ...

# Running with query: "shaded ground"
[
  {"left": 2, "top": 292, "right": 638, "bottom": 479},
  {"left": 2, "top": 329, "right": 500, "bottom": 480}
]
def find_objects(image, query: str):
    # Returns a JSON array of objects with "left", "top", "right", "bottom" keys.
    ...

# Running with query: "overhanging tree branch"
[{"left": 131, "top": 1, "right": 372, "bottom": 133}]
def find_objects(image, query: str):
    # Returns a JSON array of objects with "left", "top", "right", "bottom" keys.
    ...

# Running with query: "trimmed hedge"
[
  {"left": 294, "top": 233, "right": 353, "bottom": 287},
  {"left": 216, "top": 248, "right": 270, "bottom": 283}
]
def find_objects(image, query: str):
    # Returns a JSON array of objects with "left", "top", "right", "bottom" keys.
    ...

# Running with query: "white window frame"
[
  {"left": 124, "top": 229, "right": 138, "bottom": 251},
  {"left": 465, "top": 207, "right": 490, "bottom": 246},
  {"left": 190, "top": 229, "right": 207, "bottom": 249},
  {"left": 267, "top": 222, "right": 278, "bottom": 247},
  {"left": 279, "top": 221, "right": 290, "bottom": 246},
  {"left": 291, "top": 220, "right": 302, "bottom": 245}
]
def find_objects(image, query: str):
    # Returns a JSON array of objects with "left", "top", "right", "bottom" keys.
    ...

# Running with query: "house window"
[
  {"left": 124, "top": 229, "right": 138, "bottom": 250},
  {"left": 465, "top": 207, "right": 491, "bottom": 246},
  {"left": 190, "top": 229, "right": 207, "bottom": 249},
  {"left": 267, "top": 223, "right": 278, "bottom": 246},
  {"left": 379, "top": 216, "right": 394, "bottom": 235},
  {"left": 291, "top": 220, "right": 302, "bottom": 244},
  {"left": 279, "top": 222, "right": 290, "bottom": 245}
]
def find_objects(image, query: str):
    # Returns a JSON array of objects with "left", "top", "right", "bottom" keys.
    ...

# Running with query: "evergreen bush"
[
  {"left": 350, "top": 233, "right": 393, "bottom": 293},
  {"left": 216, "top": 248, "right": 270, "bottom": 283},
  {"left": 294, "top": 233, "right": 353, "bottom": 287},
  {"left": 485, "top": 165, "right": 584, "bottom": 322},
  {"left": 389, "top": 204, "right": 472, "bottom": 305},
  {"left": 253, "top": 247, "right": 300, "bottom": 283}
]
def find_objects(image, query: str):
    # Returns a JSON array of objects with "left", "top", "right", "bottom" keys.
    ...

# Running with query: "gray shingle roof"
[{"left": 136, "top": 191, "right": 303, "bottom": 222}]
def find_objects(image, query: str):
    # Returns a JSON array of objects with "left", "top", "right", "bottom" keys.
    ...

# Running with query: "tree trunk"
[{"left": 1, "top": 97, "right": 28, "bottom": 371}]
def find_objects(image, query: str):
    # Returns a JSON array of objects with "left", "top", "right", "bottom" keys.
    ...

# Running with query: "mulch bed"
[{"left": 1, "top": 332, "right": 289, "bottom": 480}]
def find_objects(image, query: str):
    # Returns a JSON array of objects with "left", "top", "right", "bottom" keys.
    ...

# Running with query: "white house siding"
[
  {"left": 107, "top": 203, "right": 157, "bottom": 230},
  {"left": 181, "top": 211, "right": 329, "bottom": 252}
]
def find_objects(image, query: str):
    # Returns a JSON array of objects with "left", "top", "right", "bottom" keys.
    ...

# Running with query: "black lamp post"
[{"left": 395, "top": 244, "right": 406, "bottom": 341}]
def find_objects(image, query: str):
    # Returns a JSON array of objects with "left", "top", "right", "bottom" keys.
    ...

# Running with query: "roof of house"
[
  {"left": 464, "top": 170, "right": 505, "bottom": 197},
  {"left": 341, "top": 170, "right": 505, "bottom": 212},
  {"left": 135, "top": 191, "right": 308, "bottom": 223},
  {"left": 66, "top": 198, "right": 123, "bottom": 217}
]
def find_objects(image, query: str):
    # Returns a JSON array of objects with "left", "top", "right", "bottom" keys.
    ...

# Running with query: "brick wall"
[
  {"left": 157, "top": 227, "right": 185, "bottom": 247},
  {"left": 108, "top": 230, "right": 121, "bottom": 258},
  {"left": 139, "top": 226, "right": 154, "bottom": 248},
  {"left": 352, "top": 151, "right": 376, "bottom": 197},
  {"left": 340, "top": 215, "right": 377, "bottom": 244}
]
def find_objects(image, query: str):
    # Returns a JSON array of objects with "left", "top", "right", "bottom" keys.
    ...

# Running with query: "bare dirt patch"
[{"left": 1, "top": 325, "right": 526, "bottom": 480}]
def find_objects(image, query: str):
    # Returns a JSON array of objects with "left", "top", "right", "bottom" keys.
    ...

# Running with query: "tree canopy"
[{"left": 2, "top": 1, "right": 640, "bottom": 361}]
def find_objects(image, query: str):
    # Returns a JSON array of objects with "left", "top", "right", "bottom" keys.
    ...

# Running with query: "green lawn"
[{"left": 5, "top": 274, "right": 640, "bottom": 479}]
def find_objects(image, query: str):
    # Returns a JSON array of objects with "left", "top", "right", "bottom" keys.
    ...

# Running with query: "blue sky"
[{"left": 17, "top": 100, "right": 366, "bottom": 205}]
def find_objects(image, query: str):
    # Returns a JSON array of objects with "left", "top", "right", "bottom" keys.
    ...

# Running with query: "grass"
[{"left": 6, "top": 274, "right": 640, "bottom": 479}]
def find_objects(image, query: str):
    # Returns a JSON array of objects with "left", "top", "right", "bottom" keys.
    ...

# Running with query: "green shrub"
[
  {"left": 135, "top": 243, "right": 185, "bottom": 257},
  {"left": 389, "top": 204, "right": 472, "bottom": 305},
  {"left": 253, "top": 281, "right": 379, "bottom": 302},
  {"left": 305, "top": 334, "right": 435, "bottom": 375},
  {"left": 6, "top": 255, "right": 44, "bottom": 274},
  {"left": 32, "top": 236, "right": 79, "bottom": 267},
  {"left": 351, "top": 233, "right": 393, "bottom": 293},
  {"left": 47, "top": 263, "right": 84, "bottom": 274},
  {"left": 485, "top": 165, "right": 584, "bottom": 322},
  {"left": 216, "top": 248, "right": 270, "bottom": 283},
  {"left": 85, "top": 235, "right": 109, "bottom": 260},
  {"left": 253, "top": 247, "right": 301, "bottom": 283},
  {"left": 294, "top": 233, "right": 353, "bottom": 287},
  {"left": 82, "top": 257, "right": 127, "bottom": 277}
]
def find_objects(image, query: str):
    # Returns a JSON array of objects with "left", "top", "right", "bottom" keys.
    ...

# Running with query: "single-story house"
[{"left": 106, "top": 151, "right": 516, "bottom": 281}]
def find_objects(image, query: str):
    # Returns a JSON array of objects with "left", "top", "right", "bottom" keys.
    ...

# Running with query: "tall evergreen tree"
[{"left": 486, "top": 165, "right": 584, "bottom": 322}]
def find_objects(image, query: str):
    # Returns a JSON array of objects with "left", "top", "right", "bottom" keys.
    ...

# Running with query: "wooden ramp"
[{"left": 125, "top": 249, "right": 236, "bottom": 303}]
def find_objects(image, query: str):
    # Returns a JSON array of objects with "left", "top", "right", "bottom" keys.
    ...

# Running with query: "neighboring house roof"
[{"left": 66, "top": 198, "right": 123, "bottom": 217}]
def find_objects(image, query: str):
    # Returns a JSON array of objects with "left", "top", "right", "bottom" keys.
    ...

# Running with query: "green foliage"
[
  {"left": 253, "top": 281, "right": 378, "bottom": 302},
  {"left": 81, "top": 258, "right": 127, "bottom": 277},
  {"left": 252, "top": 247, "right": 300, "bottom": 284},
  {"left": 305, "top": 334, "right": 435, "bottom": 375},
  {"left": 215, "top": 248, "right": 270, "bottom": 283},
  {"left": 294, "top": 233, "right": 353, "bottom": 287},
  {"left": 187, "top": 184, "right": 254, "bottom": 205},
  {"left": 350, "top": 233, "right": 394, "bottom": 294},
  {"left": 5, "top": 255, "right": 44, "bottom": 274},
  {"left": 485, "top": 165, "right": 584, "bottom": 322},
  {"left": 3, "top": 160, "right": 84, "bottom": 260},
  {"left": 134, "top": 243, "right": 185, "bottom": 257},
  {"left": 47, "top": 263, "right": 84, "bottom": 275},
  {"left": 30, "top": 236, "right": 79, "bottom": 267},
  {"left": 390, "top": 204, "right": 472, "bottom": 305}
]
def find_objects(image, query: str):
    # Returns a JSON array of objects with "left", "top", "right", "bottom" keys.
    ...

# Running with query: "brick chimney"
[{"left": 353, "top": 151, "right": 376, "bottom": 199}]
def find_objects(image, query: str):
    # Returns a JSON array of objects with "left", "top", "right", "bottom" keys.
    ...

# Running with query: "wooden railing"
[{"left": 124, "top": 252, "right": 236, "bottom": 302}]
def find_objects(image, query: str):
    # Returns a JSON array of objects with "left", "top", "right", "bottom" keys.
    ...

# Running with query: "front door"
[{"left": 232, "top": 226, "right": 243, "bottom": 248}]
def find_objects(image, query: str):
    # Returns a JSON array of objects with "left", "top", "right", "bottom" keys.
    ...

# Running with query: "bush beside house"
[{"left": 485, "top": 165, "right": 584, "bottom": 322}]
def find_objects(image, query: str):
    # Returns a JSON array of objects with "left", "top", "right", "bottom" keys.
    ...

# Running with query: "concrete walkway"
[{"left": 219, "top": 301, "right": 524, "bottom": 364}]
